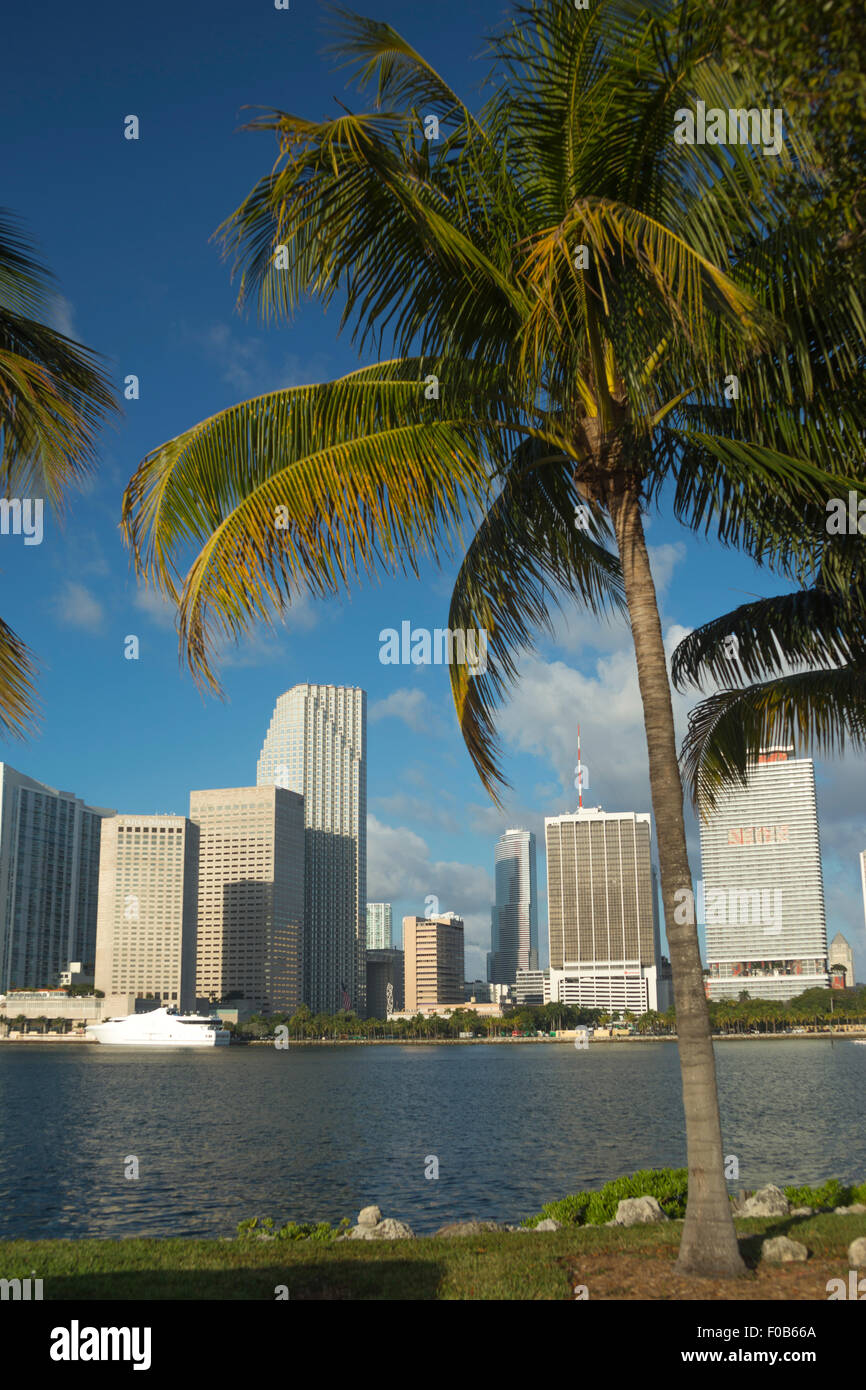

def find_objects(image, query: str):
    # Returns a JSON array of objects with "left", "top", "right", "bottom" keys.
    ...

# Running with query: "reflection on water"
[{"left": 0, "top": 1041, "right": 863, "bottom": 1237}]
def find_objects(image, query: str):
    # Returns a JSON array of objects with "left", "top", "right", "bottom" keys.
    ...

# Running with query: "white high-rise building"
[
  {"left": 700, "top": 747, "right": 829, "bottom": 1002},
  {"left": 366, "top": 903, "right": 392, "bottom": 950},
  {"left": 257, "top": 685, "right": 366, "bottom": 1015},
  {"left": 860, "top": 850, "right": 866, "bottom": 935},
  {"left": 0, "top": 763, "right": 114, "bottom": 992},
  {"left": 94, "top": 815, "right": 199, "bottom": 1011},
  {"left": 489, "top": 829, "right": 538, "bottom": 984},
  {"left": 545, "top": 807, "right": 661, "bottom": 1012}
]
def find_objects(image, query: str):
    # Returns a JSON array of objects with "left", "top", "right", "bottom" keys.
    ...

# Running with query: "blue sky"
[{"left": 2, "top": 0, "right": 864, "bottom": 981}]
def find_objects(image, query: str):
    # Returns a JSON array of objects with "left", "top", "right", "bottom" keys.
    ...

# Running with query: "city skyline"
[
  {"left": 0, "top": 732, "right": 862, "bottom": 1005},
  {"left": 0, "top": 0, "right": 862, "bottom": 994}
]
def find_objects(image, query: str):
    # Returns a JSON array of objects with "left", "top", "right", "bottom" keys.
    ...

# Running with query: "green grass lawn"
[{"left": 2, "top": 1213, "right": 864, "bottom": 1300}]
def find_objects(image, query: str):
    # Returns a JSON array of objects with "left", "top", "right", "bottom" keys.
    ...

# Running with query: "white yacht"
[{"left": 86, "top": 1006, "right": 229, "bottom": 1047}]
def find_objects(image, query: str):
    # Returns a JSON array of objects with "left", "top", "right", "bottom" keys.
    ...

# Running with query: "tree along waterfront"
[{"left": 222, "top": 986, "right": 866, "bottom": 1044}]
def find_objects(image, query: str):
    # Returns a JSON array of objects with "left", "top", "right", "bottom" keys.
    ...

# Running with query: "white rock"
[
  {"left": 834, "top": 1203, "right": 866, "bottom": 1215},
  {"left": 739, "top": 1185, "right": 790, "bottom": 1219},
  {"left": 534, "top": 1218, "right": 562, "bottom": 1231},
  {"left": 789, "top": 1206, "right": 813, "bottom": 1217},
  {"left": 761, "top": 1235, "right": 808, "bottom": 1263},
  {"left": 848, "top": 1236, "right": 866, "bottom": 1266},
  {"left": 613, "top": 1195, "right": 669, "bottom": 1227},
  {"left": 357, "top": 1205, "right": 382, "bottom": 1227},
  {"left": 360, "top": 1217, "right": 415, "bottom": 1240}
]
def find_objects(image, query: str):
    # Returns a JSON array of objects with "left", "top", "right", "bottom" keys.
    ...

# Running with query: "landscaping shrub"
[
  {"left": 523, "top": 1167, "right": 689, "bottom": 1227},
  {"left": 236, "top": 1216, "right": 351, "bottom": 1240},
  {"left": 783, "top": 1179, "right": 855, "bottom": 1210}
]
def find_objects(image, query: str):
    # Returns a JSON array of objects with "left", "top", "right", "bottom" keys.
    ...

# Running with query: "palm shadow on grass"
[{"left": 45, "top": 1260, "right": 446, "bottom": 1301}]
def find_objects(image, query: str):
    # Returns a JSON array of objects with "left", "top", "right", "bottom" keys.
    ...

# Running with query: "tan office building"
[
  {"left": 829, "top": 932, "right": 855, "bottom": 989},
  {"left": 94, "top": 815, "right": 199, "bottom": 1010},
  {"left": 546, "top": 808, "right": 662, "bottom": 1012},
  {"left": 403, "top": 912, "right": 465, "bottom": 1011},
  {"left": 189, "top": 786, "right": 304, "bottom": 1014}
]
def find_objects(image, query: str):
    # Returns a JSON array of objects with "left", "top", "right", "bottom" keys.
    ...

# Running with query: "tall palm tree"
[
  {"left": 0, "top": 212, "right": 117, "bottom": 735},
  {"left": 121, "top": 1, "right": 866, "bottom": 1275}
]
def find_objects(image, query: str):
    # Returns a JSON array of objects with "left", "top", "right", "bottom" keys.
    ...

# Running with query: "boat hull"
[
  {"left": 85, "top": 1007, "right": 230, "bottom": 1047},
  {"left": 87, "top": 1029, "right": 229, "bottom": 1046}
]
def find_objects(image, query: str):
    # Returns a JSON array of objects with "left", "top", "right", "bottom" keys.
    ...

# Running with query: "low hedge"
[{"left": 523, "top": 1169, "right": 866, "bottom": 1227}]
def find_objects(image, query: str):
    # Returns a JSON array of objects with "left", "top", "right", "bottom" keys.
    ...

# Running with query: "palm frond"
[
  {"left": 0, "top": 616, "right": 39, "bottom": 738},
  {"left": 122, "top": 360, "right": 517, "bottom": 693},
  {"left": 447, "top": 438, "right": 625, "bottom": 799},
  {"left": 682, "top": 664, "right": 866, "bottom": 811},
  {"left": 0, "top": 210, "right": 118, "bottom": 507}
]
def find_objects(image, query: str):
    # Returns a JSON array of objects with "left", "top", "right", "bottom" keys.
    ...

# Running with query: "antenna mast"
[{"left": 577, "top": 724, "right": 583, "bottom": 810}]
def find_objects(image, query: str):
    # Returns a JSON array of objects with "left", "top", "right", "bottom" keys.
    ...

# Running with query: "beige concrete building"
[
  {"left": 94, "top": 815, "right": 199, "bottom": 1010},
  {"left": 403, "top": 912, "right": 465, "bottom": 1011},
  {"left": 0, "top": 990, "right": 136, "bottom": 1028},
  {"left": 389, "top": 1000, "right": 504, "bottom": 1020},
  {"left": 189, "top": 786, "right": 304, "bottom": 1014},
  {"left": 829, "top": 932, "right": 855, "bottom": 989}
]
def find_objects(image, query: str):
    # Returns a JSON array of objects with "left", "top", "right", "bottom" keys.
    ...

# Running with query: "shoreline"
[{"left": 1, "top": 1030, "right": 864, "bottom": 1047}]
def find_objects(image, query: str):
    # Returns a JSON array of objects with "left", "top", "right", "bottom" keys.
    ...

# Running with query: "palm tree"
[
  {"left": 0, "top": 211, "right": 117, "bottom": 733},
  {"left": 121, "top": 2, "right": 866, "bottom": 1275},
  {"left": 671, "top": 528, "right": 866, "bottom": 809}
]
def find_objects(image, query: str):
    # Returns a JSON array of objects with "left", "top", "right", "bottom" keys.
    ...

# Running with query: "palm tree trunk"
[{"left": 607, "top": 486, "right": 745, "bottom": 1278}]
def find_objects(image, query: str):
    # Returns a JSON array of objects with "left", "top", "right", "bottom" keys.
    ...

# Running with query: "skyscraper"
[
  {"left": 545, "top": 807, "right": 661, "bottom": 1011},
  {"left": 189, "top": 785, "right": 305, "bottom": 1014},
  {"left": 403, "top": 912, "right": 464, "bottom": 1011},
  {"left": 700, "top": 747, "right": 829, "bottom": 1001},
  {"left": 366, "top": 947, "right": 404, "bottom": 1018},
  {"left": 489, "top": 828, "right": 538, "bottom": 984},
  {"left": 829, "top": 932, "right": 855, "bottom": 989},
  {"left": 257, "top": 685, "right": 366, "bottom": 1014},
  {"left": 366, "top": 903, "right": 392, "bottom": 950},
  {"left": 94, "top": 814, "right": 199, "bottom": 1010},
  {"left": 0, "top": 763, "right": 113, "bottom": 992}
]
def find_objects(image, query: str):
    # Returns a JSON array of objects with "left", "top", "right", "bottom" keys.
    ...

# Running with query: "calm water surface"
[{"left": 0, "top": 1040, "right": 863, "bottom": 1238}]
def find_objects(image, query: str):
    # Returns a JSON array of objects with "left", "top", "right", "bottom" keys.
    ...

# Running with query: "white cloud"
[
  {"left": 191, "top": 322, "right": 332, "bottom": 395},
  {"left": 46, "top": 295, "right": 79, "bottom": 340},
  {"left": 132, "top": 588, "right": 178, "bottom": 630},
  {"left": 217, "top": 628, "right": 286, "bottom": 670},
  {"left": 369, "top": 687, "right": 449, "bottom": 736},
  {"left": 53, "top": 582, "right": 105, "bottom": 633},
  {"left": 371, "top": 791, "right": 461, "bottom": 833}
]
